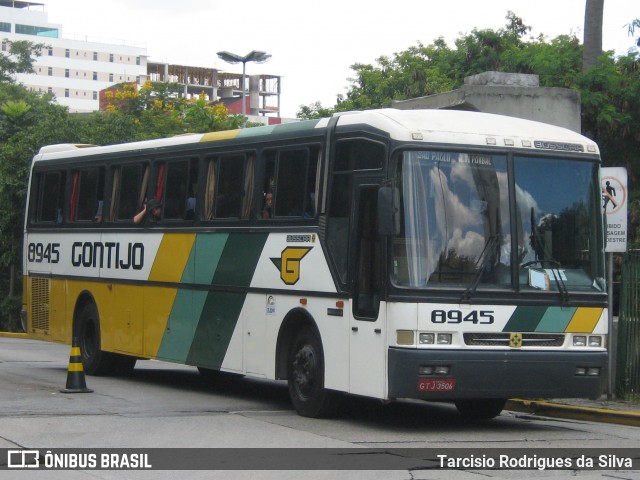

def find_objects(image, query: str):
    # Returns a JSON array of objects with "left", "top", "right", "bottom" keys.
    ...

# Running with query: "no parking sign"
[{"left": 601, "top": 167, "right": 628, "bottom": 253}]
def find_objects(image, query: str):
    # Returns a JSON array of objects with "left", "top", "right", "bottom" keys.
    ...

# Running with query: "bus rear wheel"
[
  {"left": 77, "top": 302, "right": 135, "bottom": 376},
  {"left": 454, "top": 398, "right": 506, "bottom": 420},
  {"left": 287, "top": 327, "right": 339, "bottom": 418}
]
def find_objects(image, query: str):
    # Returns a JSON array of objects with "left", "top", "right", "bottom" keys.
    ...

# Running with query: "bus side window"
[
  {"left": 162, "top": 159, "right": 198, "bottom": 220},
  {"left": 274, "top": 149, "right": 308, "bottom": 217},
  {"left": 36, "top": 171, "right": 66, "bottom": 223},
  {"left": 269, "top": 146, "right": 319, "bottom": 219},
  {"left": 206, "top": 154, "right": 245, "bottom": 220},
  {"left": 112, "top": 163, "right": 148, "bottom": 222},
  {"left": 70, "top": 167, "right": 105, "bottom": 223}
]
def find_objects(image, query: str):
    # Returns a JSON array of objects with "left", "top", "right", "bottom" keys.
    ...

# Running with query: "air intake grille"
[
  {"left": 30, "top": 277, "right": 50, "bottom": 332},
  {"left": 464, "top": 332, "right": 565, "bottom": 347}
]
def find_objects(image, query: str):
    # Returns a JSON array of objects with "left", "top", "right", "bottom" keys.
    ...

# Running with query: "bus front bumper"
[{"left": 388, "top": 347, "right": 607, "bottom": 400}]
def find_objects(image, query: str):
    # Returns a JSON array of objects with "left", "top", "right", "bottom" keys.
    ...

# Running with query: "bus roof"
[
  {"left": 335, "top": 109, "right": 599, "bottom": 154},
  {"left": 33, "top": 109, "right": 599, "bottom": 163}
]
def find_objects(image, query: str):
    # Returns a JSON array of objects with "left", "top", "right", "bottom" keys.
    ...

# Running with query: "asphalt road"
[{"left": 0, "top": 336, "right": 638, "bottom": 479}]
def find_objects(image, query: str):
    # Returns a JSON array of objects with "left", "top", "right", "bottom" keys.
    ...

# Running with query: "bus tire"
[
  {"left": 454, "top": 398, "right": 506, "bottom": 420},
  {"left": 77, "top": 301, "right": 117, "bottom": 376},
  {"left": 287, "top": 326, "right": 338, "bottom": 418}
]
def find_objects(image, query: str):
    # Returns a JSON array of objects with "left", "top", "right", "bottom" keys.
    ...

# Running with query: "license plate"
[{"left": 417, "top": 378, "right": 456, "bottom": 392}]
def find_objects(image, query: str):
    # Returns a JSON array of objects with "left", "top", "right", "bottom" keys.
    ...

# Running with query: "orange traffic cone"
[{"left": 60, "top": 337, "right": 93, "bottom": 394}]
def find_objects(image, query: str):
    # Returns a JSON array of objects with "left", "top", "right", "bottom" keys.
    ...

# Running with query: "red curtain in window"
[
  {"left": 155, "top": 163, "right": 165, "bottom": 200},
  {"left": 69, "top": 172, "right": 80, "bottom": 222}
]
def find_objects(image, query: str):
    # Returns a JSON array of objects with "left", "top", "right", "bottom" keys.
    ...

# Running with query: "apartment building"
[{"left": 0, "top": 0, "right": 147, "bottom": 112}]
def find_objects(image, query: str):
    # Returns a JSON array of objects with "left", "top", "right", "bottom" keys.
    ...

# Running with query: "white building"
[{"left": 0, "top": 0, "right": 147, "bottom": 112}]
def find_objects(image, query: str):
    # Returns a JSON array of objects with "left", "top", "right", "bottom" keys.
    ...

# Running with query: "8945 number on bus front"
[{"left": 431, "top": 309, "right": 494, "bottom": 324}]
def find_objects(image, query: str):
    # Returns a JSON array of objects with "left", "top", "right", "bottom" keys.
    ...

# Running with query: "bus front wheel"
[
  {"left": 287, "top": 327, "right": 339, "bottom": 418},
  {"left": 454, "top": 398, "right": 506, "bottom": 420}
]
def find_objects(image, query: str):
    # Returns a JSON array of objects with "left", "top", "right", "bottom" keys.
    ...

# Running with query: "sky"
[{"left": 41, "top": 0, "right": 638, "bottom": 118}]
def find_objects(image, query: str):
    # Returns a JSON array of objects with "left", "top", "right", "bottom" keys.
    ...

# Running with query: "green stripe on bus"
[
  {"left": 186, "top": 291, "right": 246, "bottom": 369},
  {"left": 236, "top": 119, "right": 321, "bottom": 139},
  {"left": 503, "top": 305, "right": 548, "bottom": 332},
  {"left": 186, "top": 232, "right": 269, "bottom": 369},
  {"left": 194, "top": 233, "right": 228, "bottom": 284},
  {"left": 157, "top": 233, "right": 229, "bottom": 362},
  {"left": 212, "top": 233, "right": 269, "bottom": 286},
  {"left": 535, "top": 306, "right": 576, "bottom": 332}
]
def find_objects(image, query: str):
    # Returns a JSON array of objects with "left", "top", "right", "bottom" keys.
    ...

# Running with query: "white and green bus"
[{"left": 22, "top": 109, "right": 607, "bottom": 419}]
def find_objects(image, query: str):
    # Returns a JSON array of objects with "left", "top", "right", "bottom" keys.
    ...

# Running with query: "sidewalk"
[{"left": 506, "top": 396, "right": 640, "bottom": 427}]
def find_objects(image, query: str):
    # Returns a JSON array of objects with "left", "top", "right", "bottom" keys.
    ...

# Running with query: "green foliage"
[
  {"left": 297, "top": 101, "right": 336, "bottom": 120},
  {"left": 0, "top": 39, "right": 45, "bottom": 83},
  {"left": 0, "top": 295, "right": 21, "bottom": 332}
]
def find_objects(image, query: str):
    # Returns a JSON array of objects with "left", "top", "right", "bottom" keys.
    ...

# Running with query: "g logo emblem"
[{"left": 271, "top": 247, "right": 312, "bottom": 285}]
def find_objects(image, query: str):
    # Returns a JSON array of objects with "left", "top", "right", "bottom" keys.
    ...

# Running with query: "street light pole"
[{"left": 216, "top": 50, "right": 271, "bottom": 118}]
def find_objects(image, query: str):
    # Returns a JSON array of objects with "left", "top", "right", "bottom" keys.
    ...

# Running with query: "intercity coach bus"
[{"left": 22, "top": 109, "right": 607, "bottom": 419}]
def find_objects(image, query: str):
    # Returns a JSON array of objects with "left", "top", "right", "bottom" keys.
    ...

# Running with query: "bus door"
[{"left": 349, "top": 181, "right": 386, "bottom": 398}]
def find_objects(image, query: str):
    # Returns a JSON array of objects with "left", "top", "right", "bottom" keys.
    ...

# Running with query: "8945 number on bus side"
[
  {"left": 431, "top": 309, "right": 494, "bottom": 324},
  {"left": 27, "top": 242, "right": 60, "bottom": 263}
]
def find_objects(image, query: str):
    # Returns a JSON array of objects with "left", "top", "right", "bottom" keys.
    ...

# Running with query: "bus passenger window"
[
  {"left": 114, "top": 164, "right": 147, "bottom": 221},
  {"left": 215, "top": 155, "right": 245, "bottom": 219},
  {"left": 204, "top": 155, "right": 247, "bottom": 220},
  {"left": 270, "top": 147, "right": 318, "bottom": 219},
  {"left": 72, "top": 167, "right": 104, "bottom": 222},
  {"left": 275, "top": 150, "right": 308, "bottom": 217},
  {"left": 37, "top": 171, "right": 66, "bottom": 223},
  {"left": 162, "top": 159, "right": 197, "bottom": 220}
]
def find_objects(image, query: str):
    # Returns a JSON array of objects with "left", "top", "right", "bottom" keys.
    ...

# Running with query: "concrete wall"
[{"left": 393, "top": 72, "right": 581, "bottom": 133}]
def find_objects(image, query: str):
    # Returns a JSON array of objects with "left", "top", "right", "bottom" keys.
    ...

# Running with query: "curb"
[
  {"left": 506, "top": 399, "right": 640, "bottom": 427},
  {"left": 0, "top": 332, "right": 29, "bottom": 339}
]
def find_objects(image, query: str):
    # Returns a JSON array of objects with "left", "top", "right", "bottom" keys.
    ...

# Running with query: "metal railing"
[{"left": 617, "top": 250, "right": 640, "bottom": 400}]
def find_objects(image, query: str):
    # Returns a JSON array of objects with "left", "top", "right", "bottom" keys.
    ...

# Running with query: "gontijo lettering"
[{"left": 71, "top": 241, "right": 144, "bottom": 270}]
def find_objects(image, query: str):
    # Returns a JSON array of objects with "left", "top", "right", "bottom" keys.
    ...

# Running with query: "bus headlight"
[
  {"left": 588, "top": 336, "right": 602, "bottom": 347},
  {"left": 419, "top": 333, "right": 435, "bottom": 344},
  {"left": 437, "top": 333, "right": 452, "bottom": 345},
  {"left": 573, "top": 335, "right": 587, "bottom": 347}
]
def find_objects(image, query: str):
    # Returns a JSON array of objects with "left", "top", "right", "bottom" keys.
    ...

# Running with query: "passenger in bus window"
[
  {"left": 185, "top": 196, "right": 196, "bottom": 220},
  {"left": 262, "top": 192, "right": 273, "bottom": 219},
  {"left": 94, "top": 200, "right": 104, "bottom": 223},
  {"left": 134, "top": 198, "right": 162, "bottom": 224}
]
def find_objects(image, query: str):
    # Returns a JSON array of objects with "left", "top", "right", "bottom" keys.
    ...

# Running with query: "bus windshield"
[{"left": 393, "top": 150, "right": 605, "bottom": 293}]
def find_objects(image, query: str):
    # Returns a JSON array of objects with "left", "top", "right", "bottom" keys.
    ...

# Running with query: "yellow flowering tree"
[{"left": 100, "top": 82, "right": 244, "bottom": 140}]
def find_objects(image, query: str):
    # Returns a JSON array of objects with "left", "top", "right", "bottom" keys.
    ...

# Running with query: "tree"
[
  {"left": 0, "top": 39, "right": 45, "bottom": 83},
  {"left": 628, "top": 19, "right": 640, "bottom": 47},
  {"left": 583, "top": 0, "right": 604, "bottom": 72},
  {"left": 100, "top": 81, "right": 245, "bottom": 140},
  {"left": 0, "top": 83, "right": 78, "bottom": 329}
]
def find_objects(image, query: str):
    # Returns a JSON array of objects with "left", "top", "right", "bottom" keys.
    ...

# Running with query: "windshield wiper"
[{"left": 461, "top": 234, "right": 501, "bottom": 302}]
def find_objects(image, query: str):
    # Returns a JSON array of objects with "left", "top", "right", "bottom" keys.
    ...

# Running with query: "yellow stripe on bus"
[
  {"left": 200, "top": 130, "right": 240, "bottom": 143},
  {"left": 149, "top": 234, "right": 195, "bottom": 283},
  {"left": 564, "top": 307, "right": 603, "bottom": 333}
]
